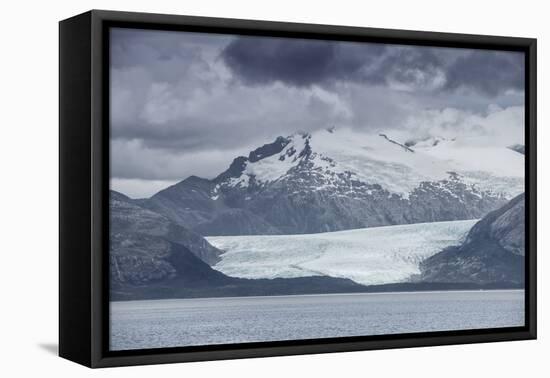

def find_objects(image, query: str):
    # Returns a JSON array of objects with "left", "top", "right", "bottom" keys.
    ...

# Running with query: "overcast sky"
[{"left": 110, "top": 27, "right": 525, "bottom": 198}]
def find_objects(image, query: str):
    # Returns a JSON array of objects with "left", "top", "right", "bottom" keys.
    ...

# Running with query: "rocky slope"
[
  {"left": 143, "top": 128, "right": 523, "bottom": 236},
  {"left": 420, "top": 193, "right": 525, "bottom": 284},
  {"left": 110, "top": 233, "right": 227, "bottom": 289}
]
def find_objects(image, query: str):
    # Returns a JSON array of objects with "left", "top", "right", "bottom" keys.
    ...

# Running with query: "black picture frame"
[{"left": 59, "top": 9, "right": 537, "bottom": 368}]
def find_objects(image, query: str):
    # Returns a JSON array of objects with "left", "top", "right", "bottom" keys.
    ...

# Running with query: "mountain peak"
[
  {"left": 294, "top": 130, "right": 311, "bottom": 139},
  {"left": 248, "top": 136, "right": 290, "bottom": 163},
  {"left": 215, "top": 156, "right": 249, "bottom": 182},
  {"left": 110, "top": 190, "right": 131, "bottom": 202}
]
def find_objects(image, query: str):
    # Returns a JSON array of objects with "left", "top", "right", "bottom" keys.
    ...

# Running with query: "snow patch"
[{"left": 242, "top": 133, "right": 308, "bottom": 183}]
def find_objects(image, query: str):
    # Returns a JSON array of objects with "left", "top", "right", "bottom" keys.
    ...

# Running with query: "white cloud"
[{"left": 398, "top": 105, "right": 524, "bottom": 147}]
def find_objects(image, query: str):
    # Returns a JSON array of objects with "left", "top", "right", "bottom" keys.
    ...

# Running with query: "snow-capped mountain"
[{"left": 143, "top": 127, "right": 524, "bottom": 235}]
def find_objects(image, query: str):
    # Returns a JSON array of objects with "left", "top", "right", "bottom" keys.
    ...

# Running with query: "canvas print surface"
[{"left": 109, "top": 28, "right": 526, "bottom": 351}]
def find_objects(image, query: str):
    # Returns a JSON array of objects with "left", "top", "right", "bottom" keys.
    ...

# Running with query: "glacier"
[{"left": 207, "top": 219, "right": 478, "bottom": 286}]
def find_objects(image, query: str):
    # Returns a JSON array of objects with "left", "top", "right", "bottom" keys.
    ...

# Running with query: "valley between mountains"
[{"left": 110, "top": 128, "right": 525, "bottom": 300}]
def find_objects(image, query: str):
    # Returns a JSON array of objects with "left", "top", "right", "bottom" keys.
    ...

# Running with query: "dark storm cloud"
[
  {"left": 110, "top": 29, "right": 356, "bottom": 155},
  {"left": 222, "top": 37, "right": 448, "bottom": 89},
  {"left": 222, "top": 36, "right": 524, "bottom": 97},
  {"left": 379, "top": 47, "right": 443, "bottom": 85},
  {"left": 445, "top": 50, "right": 524, "bottom": 96},
  {"left": 222, "top": 37, "right": 385, "bottom": 87}
]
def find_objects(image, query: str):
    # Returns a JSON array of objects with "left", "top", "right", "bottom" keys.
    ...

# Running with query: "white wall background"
[{"left": 0, "top": 0, "right": 546, "bottom": 376}]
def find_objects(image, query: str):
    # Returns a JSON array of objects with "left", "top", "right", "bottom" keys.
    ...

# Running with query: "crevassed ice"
[{"left": 207, "top": 219, "right": 478, "bottom": 286}]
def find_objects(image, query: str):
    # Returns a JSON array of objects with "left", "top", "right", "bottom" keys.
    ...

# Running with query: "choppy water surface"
[{"left": 110, "top": 290, "right": 524, "bottom": 351}]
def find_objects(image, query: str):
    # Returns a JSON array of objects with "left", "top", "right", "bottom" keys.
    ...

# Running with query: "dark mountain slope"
[
  {"left": 111, "top": 190, "right": 222, "bottom": 265},
  {"left": 420, "top": 193, "right": 525, "bottom": 284}
]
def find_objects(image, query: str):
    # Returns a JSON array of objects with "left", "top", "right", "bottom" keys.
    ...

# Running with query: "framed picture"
[{"left": 59, "top": 10, "right": 537, "bottom": 368}]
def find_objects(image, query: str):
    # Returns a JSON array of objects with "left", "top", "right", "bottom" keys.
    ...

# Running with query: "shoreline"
[{"left": 111, "top": 286, "right": 525, "bottom": 304}]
